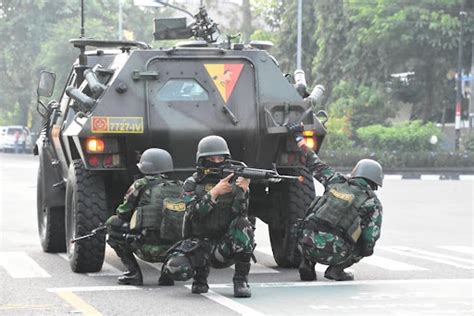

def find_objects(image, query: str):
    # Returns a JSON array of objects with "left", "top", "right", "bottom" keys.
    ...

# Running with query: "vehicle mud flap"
[{"left": 37, "top": 164, "right": 66, "bottom": 253}]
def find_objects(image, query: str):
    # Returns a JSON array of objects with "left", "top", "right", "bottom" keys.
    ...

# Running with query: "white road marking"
[
  {"left": 438, "top": 246, "right": 474, "bottom": 255},
  {"left": 361, "top": 255, "right": 428, "bottom": 271},
  {"left": 183, "top": 286, "right": 265, "bottom": 316},
  {"left": 58, "top": 253, "right": 123, "bottom": 276},
  {"left": 0, "top": 251, "right": 50, "bottom": 278},
  {"left": 420, "top": 175, "right": 440, "bottom": 180},
  {"left": 380, "top": 246, "right": 474, "bottom": 269},
  {"left": 459, "top": 175, "right": 474, "bottom": 181},
  {"left": 384, "top": 175, "right": 403, "bottom": 180},
  {"left": 47, "top": 285, "right": 141, "bottom": 293},
  {"left": 206, "top": 278, "right": 474, "bottom": 289}
]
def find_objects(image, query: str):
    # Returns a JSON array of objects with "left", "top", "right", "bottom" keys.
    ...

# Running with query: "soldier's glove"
[
  {"left": 286, "top": 122, "right": 304, "bottom": 133},
  {"left": 117, "top": 212, "right": 131, "bottom": 222}
]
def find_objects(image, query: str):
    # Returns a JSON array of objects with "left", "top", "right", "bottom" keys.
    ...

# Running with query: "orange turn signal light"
[
  {"left": 86, "top": 138, "right": 105, "bottom": 153},
  {"left": 302, "top": 130, "right": 314, "bottom": 137},
  {"left": 304, "top": 136, "right": 316, "bottom": 150}
]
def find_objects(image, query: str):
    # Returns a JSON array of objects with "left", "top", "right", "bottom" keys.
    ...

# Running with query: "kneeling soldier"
[
  {"left": 296, "top": 136, "right": 383, "bottom": 281},
  {"left": 162, "top": 135, "right": 255, "bottom": 297},
  {"left": 106, "top": 148, "right": 185, "bottom": 286}
]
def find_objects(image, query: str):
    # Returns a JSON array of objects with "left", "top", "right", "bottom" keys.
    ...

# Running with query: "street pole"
[
  {"left": 470, "top": 35, "right": 474, "bottom": 130},
  {"left": 455, "top": 1, "right": 466, "bottom": 150},
  {"left": 296, "top": 0, "right": 302, "bottom": 69},
  {"left": 118, "top": 0, "right": 123, "bottom": 40}
]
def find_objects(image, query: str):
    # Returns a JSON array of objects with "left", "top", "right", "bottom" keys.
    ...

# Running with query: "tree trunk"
[
  {"left": 422, "top": 61, "right": 434, "bottom": 122},
  {"left": 18, "top": 91, "right": 32, "bottom": 127}
]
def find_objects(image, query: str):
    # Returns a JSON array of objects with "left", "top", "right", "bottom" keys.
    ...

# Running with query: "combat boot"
[
  {"left": 117, "top": 252, "right": 143, "bottom": 285},
  {"left": 298, "top": 257, "right": 316, "bottom": 281},
  {"left": 324, "top": 265, "right": 354, "bottom": 281},
  {"left": 191, "top": 266, "right": 209, "bottom": 294},
  {"left": 233, "top": 261, "right": 251, "bottom": 298},
  {"left": 158, "top": 273, "right": 174, "bottom": 286}
]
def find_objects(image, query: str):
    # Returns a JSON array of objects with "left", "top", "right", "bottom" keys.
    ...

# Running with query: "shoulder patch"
[{"left": 329, "top": 188, "right": 354, "bottom": 203}]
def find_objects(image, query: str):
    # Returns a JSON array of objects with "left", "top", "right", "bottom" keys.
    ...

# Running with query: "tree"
[{"left": 273, "top": 0, "right": 318, "bottom": 84}]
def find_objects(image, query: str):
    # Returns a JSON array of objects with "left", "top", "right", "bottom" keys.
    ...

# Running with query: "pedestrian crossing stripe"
[
  {"left": 2, "top": 246, "right": 473, "bottom": 279},
  {"left": 438, "top": 246, "right": 474, "bottom": 255},
  {"left": 0, "top": 251, "right": 50, "bottom": 278},
  {"left": 379, "top": 246, "right": 474, "bottom": 270},
  {"left": 58, "top": 253, "right": 122, "bottom": 276}
]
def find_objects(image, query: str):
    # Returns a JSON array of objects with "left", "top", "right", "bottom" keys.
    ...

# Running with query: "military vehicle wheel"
[
  {"left": 65, "top": 160, "right": 107, "bottom": 273},
  {"left": 269, "top": 168, "right": 315, "bottom": 268},
  {"left": 37, "top": 165, "right": 66, "bottom": 252}
]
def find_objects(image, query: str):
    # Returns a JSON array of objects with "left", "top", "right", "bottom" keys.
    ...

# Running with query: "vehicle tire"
[
  {"left": 268, "top": 168, "right": 315, "bottom": 268},
  {"left": 37, "top": 166, "right": 66, "bottom": 253},
  {"left": 65, "top": 160, "right": 108, "bottom": 273}
]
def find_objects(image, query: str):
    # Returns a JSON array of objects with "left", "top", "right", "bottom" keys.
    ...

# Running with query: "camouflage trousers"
[
  {"left": 106, "top": 215, "right": 170, "bottom": 263},
  {"left": 299, "top": 228, "right": 363, "bottom": 266},
  {"left": 162, "top": 216, "right": 255, "bottom": 281}
]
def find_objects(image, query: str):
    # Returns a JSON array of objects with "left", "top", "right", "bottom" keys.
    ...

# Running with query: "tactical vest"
[
  {"left": 189, "top": 179, "right": 235, "bottom": 239},
  {"left": 307, "top": 179, "right": 369, "bottom": 244},
  {"left": 130, "top": 179, "right": 185, "bottom": 244}
]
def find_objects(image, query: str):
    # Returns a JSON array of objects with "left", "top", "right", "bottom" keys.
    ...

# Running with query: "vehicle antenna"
[{"left": 80, "top": 0, "right": 85, "bottom": 38}]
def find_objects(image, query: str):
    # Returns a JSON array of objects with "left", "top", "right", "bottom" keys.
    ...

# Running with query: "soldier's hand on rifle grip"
[
  {"left": 235, "top": 176, "right": 250, "bottom": 193},
  {"left": 209, "top": 173, "right": 234, "bottom": 202},
  {"left": 296, "top": 135, "right": 307, "bottom": 149}
]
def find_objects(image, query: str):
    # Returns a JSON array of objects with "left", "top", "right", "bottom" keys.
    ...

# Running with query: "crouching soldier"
[
  {"left": 161, "top": 135, "right": 255, "bottom": 297},
  {"left": 295, "top": 136, "right": 383, "bottom": 281},
  {"left": 106, "top": 148, "right": 185, "bottom": 286}
]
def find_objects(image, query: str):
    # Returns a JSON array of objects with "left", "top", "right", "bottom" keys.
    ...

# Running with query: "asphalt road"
[{"left": 0, "top": 153, "right": 473, "bottom": 315}]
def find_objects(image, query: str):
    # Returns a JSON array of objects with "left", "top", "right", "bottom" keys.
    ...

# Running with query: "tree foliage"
[{"left": 0, "top": 0, "right": 472, "bottom": 140}]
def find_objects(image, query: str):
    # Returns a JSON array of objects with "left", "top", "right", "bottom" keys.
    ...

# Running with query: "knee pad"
[{"left": 162, "top": 252, "right": 194, "bottom": 281}]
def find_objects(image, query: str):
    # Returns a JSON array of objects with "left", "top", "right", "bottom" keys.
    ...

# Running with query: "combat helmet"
[
  {"left": 350, "top": 159, "right": 384, "bottom": 187},
  {"left": 196, "top": 135, "right": 231, "bottom": 164},
  {"left": 137, "top": 148, "right": 174, "bottom": 174}
]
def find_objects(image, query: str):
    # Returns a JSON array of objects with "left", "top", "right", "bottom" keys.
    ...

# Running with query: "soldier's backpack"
[{"left": 130, "top": 180, "right": 185, "bottom": 244}]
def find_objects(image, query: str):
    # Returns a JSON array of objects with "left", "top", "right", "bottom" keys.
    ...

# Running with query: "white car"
[{"left": 0, "top": 126, "right": 34, "bottom": 153}]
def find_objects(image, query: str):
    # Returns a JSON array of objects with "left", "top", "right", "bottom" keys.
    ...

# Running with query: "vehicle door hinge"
[{"left": 132, "top": 70, "right": 159, "bottom": 80}]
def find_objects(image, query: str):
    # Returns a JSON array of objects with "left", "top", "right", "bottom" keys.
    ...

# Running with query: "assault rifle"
[
  {"left": 198, "top": 160, "right": 304, "bottom": 183},
  {"left": 71, "top": 224, "right": 143, "bottom": 244},
  {"left": 71, "top": 225, "right": 106, "bottom": 243}
]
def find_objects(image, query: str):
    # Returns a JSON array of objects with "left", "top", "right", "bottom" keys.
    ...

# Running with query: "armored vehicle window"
[{"left": 157, "top": 79, "right": 208, "bottom": 101}]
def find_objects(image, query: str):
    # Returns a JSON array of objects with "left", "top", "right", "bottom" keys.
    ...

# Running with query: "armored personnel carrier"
[{"left": 35, "top": 6, "right": 327, "bottom": 272}]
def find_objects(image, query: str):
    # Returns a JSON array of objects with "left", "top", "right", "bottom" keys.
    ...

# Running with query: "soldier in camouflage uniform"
[
  {"left": 295, "top": 136, "right": 383, "bottom": 281},
  {"left": 106, "top": 148, "right": 183, "bottom": 286},
  {"left": 161, "top": 135, "right": 255, "bottom": 298}
]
